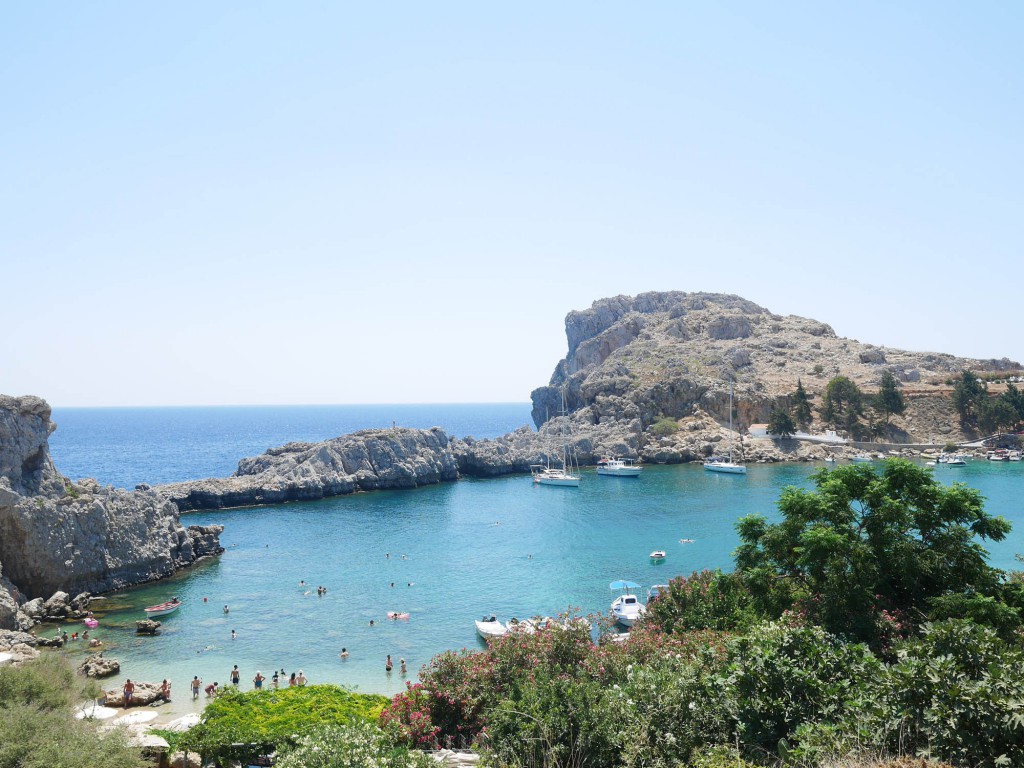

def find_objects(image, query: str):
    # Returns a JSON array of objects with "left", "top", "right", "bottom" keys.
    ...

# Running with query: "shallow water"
[{"left": 50, "top": 459, "right": 1024, "bottom": 708}]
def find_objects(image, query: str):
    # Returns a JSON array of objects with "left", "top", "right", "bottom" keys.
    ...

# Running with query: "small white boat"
[
  {"left": 1009, "top": 451, "right": 1022, "bottom": 462},
  {"left": 531, "top": 466, "right": 581, "bottom": 487},
  {"left": 610, "top": 580, "right": 646, "bottom": 627},
  {"left": 850, "top": 454, "right": 873, "bottom": 463},
  {"left": 475, "top": 615, "right": 507, "bottom": 641},
  {"left": 596, "top": 457, "right": 643, "bottom": 477},
  {"left": 704, "top": 384, "right": 746, "bottom": 475},
  {"left": 143, "top": 599, "right": 182, "bottom": 617},
  {"left": 649, "top": 550, "right": 666, "bottom": 561},
  {"left": 703, "top": 457, "right": 747, "bottom": 474}
]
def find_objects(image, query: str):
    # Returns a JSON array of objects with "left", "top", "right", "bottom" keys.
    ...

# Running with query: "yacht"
[
  {"left": 704, "top": 383, "right": 746, "bottom": 475},
  {"left": 596, "top": 457, "right": 643, "bottom": 477},
  {"left": 610, "top": 580, "right": 646, "bottom": 627}
]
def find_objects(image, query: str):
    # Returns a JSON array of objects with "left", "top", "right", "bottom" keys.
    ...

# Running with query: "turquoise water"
[{"left": 51, "top": 459, "right": 1024, "bottom": 700}]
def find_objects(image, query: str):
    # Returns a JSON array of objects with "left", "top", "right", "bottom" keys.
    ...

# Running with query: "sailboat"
[
  {"left": 704, "top": 383, "right": 747, "bottom": 475},
  {"left": 531, "top": 388, "right": 581, "bottom": 487}
]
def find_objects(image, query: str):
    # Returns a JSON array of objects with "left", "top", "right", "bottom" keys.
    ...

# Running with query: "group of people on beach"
[{"left": 191, "top": 666, "right": 309, "bottom": 698}]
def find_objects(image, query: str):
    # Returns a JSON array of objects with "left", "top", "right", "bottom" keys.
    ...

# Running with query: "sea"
[{"left": 43, "top": 404, "right": 1024, "bottom": 713}]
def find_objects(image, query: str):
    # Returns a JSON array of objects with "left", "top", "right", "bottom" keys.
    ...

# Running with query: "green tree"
[
  {"left": 819, "top": 376, "right": 863, "bottom": 433},
  {"left": 734, "top": 460, "right": 1014, "bottom": 645},
  {"left": 873, "top": 370, "right": 906, "bottom": 425},
  {"left": 952, "top": 369, "right": 986, "bottom": 422},
  {"left": 767, "top": 407, "right": 796, "bottom": 438},
  {"left": 977, "top": 397, "right": 1018, "bottom": 435},
  {"left": 792, "top": 379, "right": 813, "bottom": 429},
  {"left": 1001, "top": 382, "right": 1024, "bottom": 427}
]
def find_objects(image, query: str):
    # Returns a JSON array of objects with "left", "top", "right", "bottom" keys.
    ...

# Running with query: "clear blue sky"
[{"left": 2, "top": 2, "right": 1021, "bottom": 406}]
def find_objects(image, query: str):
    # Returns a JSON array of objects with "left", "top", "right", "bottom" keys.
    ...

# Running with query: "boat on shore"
[
  {"left": 596, "top": 457, "right": 643, "bottom": 477},
  {"left": 610, "top": 580, "right": 646, "bottom": 627},
  {"left": 143, "top": 599, "right": 182, "bottom": 617}
]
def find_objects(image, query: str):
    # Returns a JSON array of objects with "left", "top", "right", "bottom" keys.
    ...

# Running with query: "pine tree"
[
  {"left": 874, "top": 370, "right": 906, "bottom": 425},
  {"left": 792, "top": 379, "right": 813, "bottom": 429}
]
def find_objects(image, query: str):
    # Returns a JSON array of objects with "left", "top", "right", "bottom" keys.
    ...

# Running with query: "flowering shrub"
[
  {"left": 379, "top": 683, "right": 441, "bottom": 749},
  {"left": 276, "top": 720, "right": 433, "bottom": 768},
  {"left": 645, "top": 570, "right": 755, "bottom": 634}
]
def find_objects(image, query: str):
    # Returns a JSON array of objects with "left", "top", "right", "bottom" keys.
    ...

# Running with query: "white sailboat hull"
[
  {"left": 703, "top": 461, "right": 747, "bottom": 474},
  {"left": 535, "top": 473, "right": 580, "bottom": 487}
]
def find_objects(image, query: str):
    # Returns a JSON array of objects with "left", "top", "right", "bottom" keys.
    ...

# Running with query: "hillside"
[{"left": 530, "top": 291, "right": 1018, "bottom": 446}]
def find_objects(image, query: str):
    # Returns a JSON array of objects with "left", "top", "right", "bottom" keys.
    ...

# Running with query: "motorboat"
[
  {"left": 596, "top": 457, "right": 643, "bottom": 477},
  {"left": 850, "top": 454, "right": 873, "bottom": 463},
  {"left": 610, "top": 580, "right": 646, "bottom": 627},
  {"left": 143, "top": 599, "right": 181, "bottom": 617},
  {"left": 649, "top": 550, "right": 666, "bottom": 561},
  {"left": 704, "top": 384, "right": 746, "bottom": 475},
  {"left": 475, "top": 615, "right": 507, "bottom": 641},
  {"left": 988, "top": 450, "right": 1010, "bottom": 462}
]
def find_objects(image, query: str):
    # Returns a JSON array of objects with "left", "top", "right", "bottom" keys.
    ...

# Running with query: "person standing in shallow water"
[
  {"left": 191, "top": 676, "right": 201, "bottom": 699},
  {"left": 230, "top": 665, "right": 240, "bottom": 686},
  {"left": 385, "top": 654, "right": 393, "bottom": 672}
]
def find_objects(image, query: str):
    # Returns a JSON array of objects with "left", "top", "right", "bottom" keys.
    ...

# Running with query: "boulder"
[
  {"left": 135, "top": 619, "right": 161, "bottom": 635},
  {"left": 79, "top": 653, "right": 120, "bottom": 678},
  {"left": 103, "top": 680, "right": 165, "bottom": 708},
  {"left": 42, "top": 591, "right": 70, "bottom": 619}
]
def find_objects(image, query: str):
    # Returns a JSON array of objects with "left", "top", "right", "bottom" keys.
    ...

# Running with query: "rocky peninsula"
[
  {"left": 0, "top": 395, "right": 223, "bottom": 633},
  {"left": 150, "top": 291, "right": 1020, "bottom": 513}
]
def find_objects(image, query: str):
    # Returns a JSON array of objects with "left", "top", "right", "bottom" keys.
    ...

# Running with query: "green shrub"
[
  {"left": 649, "top": 417, "right": 679, "bottom": 437},
  {"left": 0, "top": 654, "right": 145, "bottom": 768},
  {"left": 645, "top": 570, "right": 756, "bottom": 634},
  {"left": 180, "top": 684, "right": 388, "bottom": 764},
  {"left": 276, "top": 720, "right": 433, "bottom": 768}
]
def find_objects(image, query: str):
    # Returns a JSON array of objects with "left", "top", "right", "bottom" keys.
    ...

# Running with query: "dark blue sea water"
[{"left": 41, "top": 406, "right": 1024, "bottom": 711}]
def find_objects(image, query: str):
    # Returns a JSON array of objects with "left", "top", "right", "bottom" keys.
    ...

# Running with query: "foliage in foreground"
[
  {"left": 0, "top": 653, "right": 145, "bottom": 768},
  {"left": 180, "top": 684, "right": 388, "bottom": 763},
  {"left": 276, "top": 720, "right": 434, "bottom": 768}
]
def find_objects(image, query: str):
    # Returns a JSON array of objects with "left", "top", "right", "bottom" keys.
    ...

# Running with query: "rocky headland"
[
  {"left": 140, "top": 291, "right": 1021, "bottom": 513},
  {"left": 0, "top": 395, "right": 223, "bottom": 633}
]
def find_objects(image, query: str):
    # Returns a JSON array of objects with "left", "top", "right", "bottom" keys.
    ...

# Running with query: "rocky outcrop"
[
  {"left": 0, "top": 395, "right": 224, "bottom": 629},
  {"left": 531, "top": 291, "right": 1020, "bottom": 440},
  {"left": 102, "top": 680, "right": 166, "bottom": 708},
  {"left": 135, "top": 619, "right": 161, "bottom": 635},
  {"left": 158, "top": 427, "right": 461, "bottom": 511},
  {"left": 79, "top": 653, "right": 120, "bottom": 678}
]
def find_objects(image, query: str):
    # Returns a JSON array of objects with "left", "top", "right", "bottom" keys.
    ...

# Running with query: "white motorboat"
[
  {"left": 506, "top": 617, "right": 536, "bottom": 634},
  {"left": 143, "top": 598, "right": 182, "bottom": 617},
  {"left": 850, "top": 454, "right": 873, "bottom": 463},
  {"left": 475, "top": 614, "right": 507, "bottom": 641},
  {"left": 704, "top": 383, "right": 746, "bottom": 475},
  {"left": 610, "top": 580, "right": 646, "bottom": 627},
  {"left": 649, "top": 550, "right": 666, "bottom": 561},
  {"left": 532, "top": 387, "right": 580, "bottom": 487},
  {"left": 596, "top": 457, "right": 643, "bottom": 477}
]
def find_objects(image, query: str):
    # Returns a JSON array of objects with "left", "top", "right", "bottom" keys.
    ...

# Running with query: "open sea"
[{"left": 44, "top": 405, "right": 1024, "bottom": 712}]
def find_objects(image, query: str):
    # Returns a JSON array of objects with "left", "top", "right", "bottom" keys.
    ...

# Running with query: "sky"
[{"left": 2, "top": 2, "right": 1022, "bottom": 407}]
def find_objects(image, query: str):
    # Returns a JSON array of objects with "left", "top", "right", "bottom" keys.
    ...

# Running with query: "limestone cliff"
[
  {"left": 530, "top": 291, "right": 1019, "bottom": 439},
  {"left": 0, "top": 395, "right": 223, "bottom": 630},
  {"left": 159, "top": 427, "right": 462, "bottom": 511}
]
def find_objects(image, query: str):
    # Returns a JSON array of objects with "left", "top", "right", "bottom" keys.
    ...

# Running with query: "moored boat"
[
  {"left": 475, "top": 614, "right": 507, "bottom": 641},
  {"left": 649, "top": 550, "right": 666, "bottom": 561},
  {"left": 610, "top": 580, "right": 646, "bottom": 627},
  {"left": 596, "top": 457, "right": 643, "bottom": 477},
  {"left": 144, "top": 599, "right": 182, "bottom": 617},
  {"left": 704, "top": 383, "right": 746, "bottom": 475}
]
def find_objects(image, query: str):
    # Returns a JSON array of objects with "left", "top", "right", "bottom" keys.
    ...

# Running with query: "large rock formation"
[
  {"left": 0, "top": 396, "right": 223, "bottom": 630},
  {"left": 159, "top": 427, "right": 462, "bottom": 511},
  {"left": 530, "top": 291, "right": 1019, "bottom": 438}
]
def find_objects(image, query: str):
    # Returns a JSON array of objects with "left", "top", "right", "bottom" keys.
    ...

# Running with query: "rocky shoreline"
[{"left": 0, "top": 395, "right": 224, "bottom": 633}]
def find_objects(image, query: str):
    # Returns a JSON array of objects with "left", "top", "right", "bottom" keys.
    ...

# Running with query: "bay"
[{"left": 42, "top": 406, "right": 1024, "bottom": 707}]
